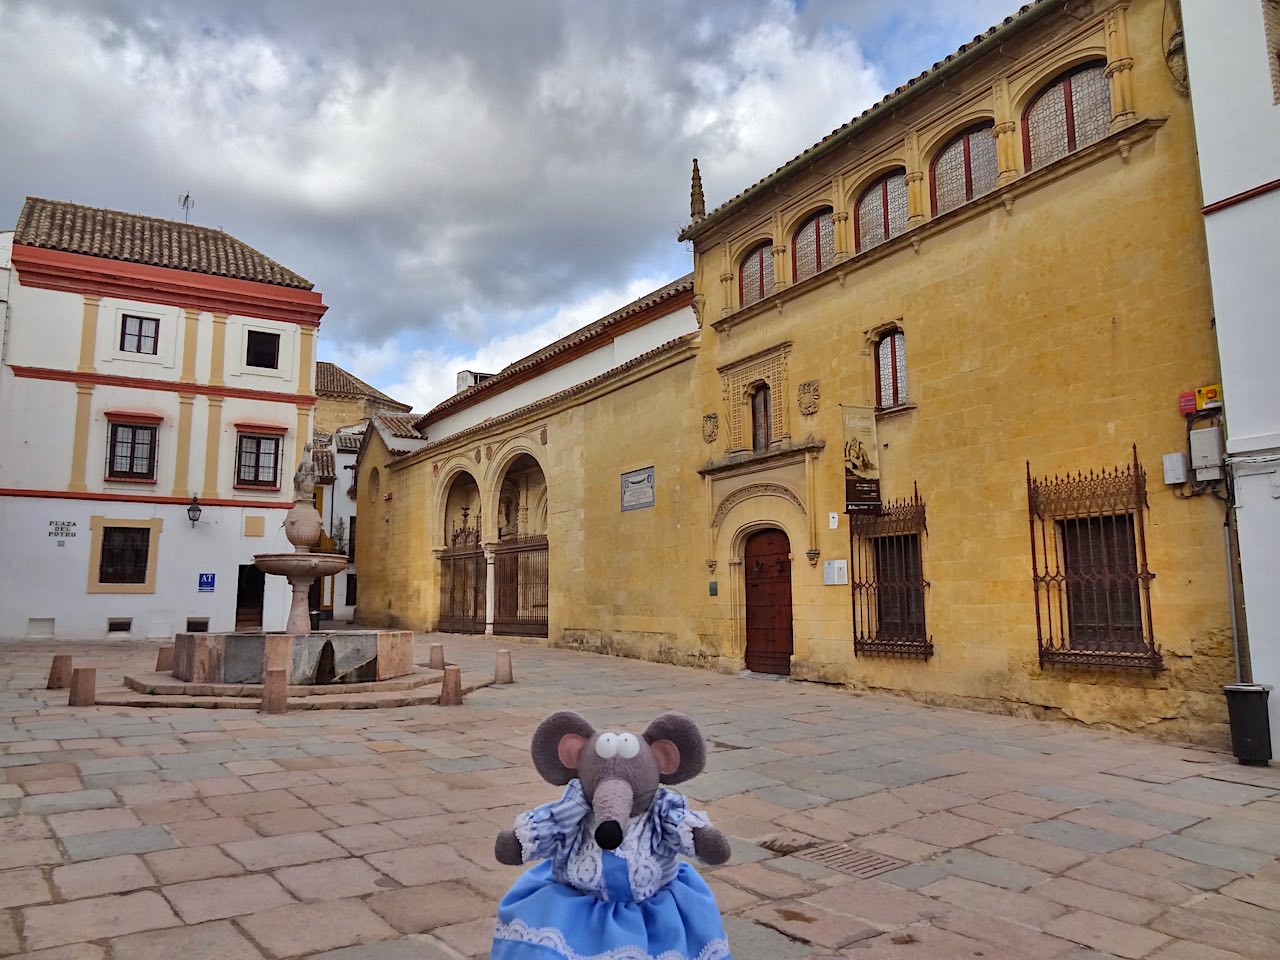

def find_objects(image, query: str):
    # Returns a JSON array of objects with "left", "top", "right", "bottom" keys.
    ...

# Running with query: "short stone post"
[
  {"left": 261, "top": 668, "right": 289, "bottom": 715},
  {"left": 428, "top": 643, "right": 445, "bottom": 670},
  {"left": 68, "top": 668, "right": 96, "bottom": 706},
  {"left": 155, "top": 645, "right": 174, "bottom": 673},
  {"left": 495, "top": 649, "right": 514, "bottom": 685},
  {"left": 46, "top": 654, "right": 73, "bottom": 690},
  {"left": 439, "top": 665, "right": 463, "bottom": 706}
]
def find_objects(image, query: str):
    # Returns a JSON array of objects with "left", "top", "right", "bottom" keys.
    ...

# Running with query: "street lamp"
[{"left": 187, "top": 495, "right": 202, "bottom": 527}]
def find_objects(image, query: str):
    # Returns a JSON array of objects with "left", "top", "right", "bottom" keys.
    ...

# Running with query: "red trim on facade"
[
  {"left": 9, "top": 365, "right": 316, "bottom": 407},
  {"left": 10, "top": 244, "right": 327, "bottom": 327},
  {"left": 1202, "top": 176, "right": 1280, "bottom": 215},
  {"left": 102, "top": 475, "right": 158, "bottom": 485},
  {"left": 0, "top": 487, "right": 291, "bottom": 508},
  {"left": 234, "top": 421, "right": 289, "bottom": 435},
  {"left": 105, "top": 410, "right": 164, "bottom": 424}
]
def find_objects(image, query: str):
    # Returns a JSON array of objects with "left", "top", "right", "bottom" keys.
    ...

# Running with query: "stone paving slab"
[{"left": 1, "top": 633, "right": 1278, "bottom": 959}]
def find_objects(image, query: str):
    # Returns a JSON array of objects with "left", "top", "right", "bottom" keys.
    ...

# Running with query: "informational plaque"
[
  {"left": 822, "top": 559, "right": 849, "bottom": 585},
  {"left": 841, "top": 405, "right": 881, "bottom": 514},
  {"left": 620, "top": 466, "right": 655, "bottom": 511}
]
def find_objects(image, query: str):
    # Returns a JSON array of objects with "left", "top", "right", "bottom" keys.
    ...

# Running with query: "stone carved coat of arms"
[
  {"left": 702, "top": 413, "right": 719, "bottom": 444},
  {"left": 798, "top": 379, "right": 820, "bottom": 416}
]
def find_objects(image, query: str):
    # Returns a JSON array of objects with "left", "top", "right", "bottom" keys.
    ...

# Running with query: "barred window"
[
  {"left": 739, "top": 242, "right": 775, "bottom": 308},
  {"left": 1023, "top": 62, "right": 1111, "bottom": 170},
  {"left": 106, "top": 423, "right": 157, "bottom": 481},
  {"left": 1027, "top": 447, "right": 1161, "bottom": 670},
  {"left": 855, "top": 171, "right": 908, "bottom": 253},
  {"left": 931, "top": 124, "right": 998, "bottom": 215},
  {"left": 751, "top": 383, "right": 771, "bottom": 453},
  {"left": 875, "top": 330, "right": 907, "bottom": 409},
  {"left": 792, "top": 208, "right": 835, "bottom": 284},
  {"left": 119, "top": 315, "right": 158, "bottom": 355},
  {"left": 851, "top": 487, "right": 930, "bottom": 658},
  {"left": 99, "top": 527, "right": 150, "bottom": 584},
  {"left": 236, "top": 434, "right": 281, "bottom": 488}
]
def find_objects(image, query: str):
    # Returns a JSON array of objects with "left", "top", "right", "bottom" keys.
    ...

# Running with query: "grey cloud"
[{"left": 0, "top": 0, "right": 1019, "bottom": 356}]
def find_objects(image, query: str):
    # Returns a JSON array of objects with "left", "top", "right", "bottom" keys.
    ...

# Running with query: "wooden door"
[{"left": 744, "top": 529, "right": 793, "bottom": 675}]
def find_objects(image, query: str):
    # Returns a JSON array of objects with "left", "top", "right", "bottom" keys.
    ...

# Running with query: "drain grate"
[{"left": 793, "top": 842, "right": 905, "bottom": 878}]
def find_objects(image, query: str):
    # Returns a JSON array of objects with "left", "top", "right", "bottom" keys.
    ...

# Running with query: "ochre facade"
[{"left": 358, "top": 0, "right": 1235, "bottom": 746}]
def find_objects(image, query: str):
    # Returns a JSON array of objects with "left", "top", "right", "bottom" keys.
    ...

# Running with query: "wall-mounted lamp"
[{"left": 187, "top": 495, "right": 202, "bottom": 527}]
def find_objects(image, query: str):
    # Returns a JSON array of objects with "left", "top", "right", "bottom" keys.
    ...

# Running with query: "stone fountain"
[
  {"left": 170, "top": 446, "right": 414, "bottom": 687},
  {"left": 254, "top": 443, "right": 349, "bottom": 634}
]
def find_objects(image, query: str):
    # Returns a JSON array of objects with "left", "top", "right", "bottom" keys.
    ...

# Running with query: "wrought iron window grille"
[
  {"left": 1027, "top": 446, "right": 1161, "bottom": 672},
  {"left": 850, "top": 485, "right": 931, "bottom": 659}
]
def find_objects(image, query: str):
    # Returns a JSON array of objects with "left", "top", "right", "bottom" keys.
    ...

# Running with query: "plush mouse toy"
[{"left": 491, "top": 711, "right": 733, "bottom": 960}]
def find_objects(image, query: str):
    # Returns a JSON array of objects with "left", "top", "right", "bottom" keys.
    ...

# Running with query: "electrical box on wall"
[
  {"left": 1190, "top": 427, "right": 1224, "bottom": 480},
  {"left": 1162, "top": 452, "right": 1189, "bottom": 485},
  {"left": 1196, "top": 384, "right": 1223, "bottom": 410}
]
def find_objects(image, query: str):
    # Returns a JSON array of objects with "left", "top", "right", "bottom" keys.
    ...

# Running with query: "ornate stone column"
[
  {"left": 1105, "top": 4, "right": 1137, "bottom": 130},
  {"left": 993, "top": 77, "right": 1020, "bottom": 186},
  {"left": 904, "top": 132, "right": 926, "bottom": 225},
  {"left": 832, "top": 176, "right": 850, "bottom": 263},
  {"left": 484, "top": 544, "right": 496, "bottom": 635}
]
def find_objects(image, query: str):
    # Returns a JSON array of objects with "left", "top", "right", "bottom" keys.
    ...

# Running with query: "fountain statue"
[{"left": 254, "top": 443, "right": 350, "bottom": 634}]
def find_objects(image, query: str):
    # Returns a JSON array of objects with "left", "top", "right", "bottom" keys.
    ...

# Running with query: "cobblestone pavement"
[{"left": 2, "top": 634, "right": 1279, "bottom": 960}]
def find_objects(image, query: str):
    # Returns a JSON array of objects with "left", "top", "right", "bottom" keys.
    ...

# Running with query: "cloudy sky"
[{"left": 0, "top": 0, "right": 1019, "bottom": 412}]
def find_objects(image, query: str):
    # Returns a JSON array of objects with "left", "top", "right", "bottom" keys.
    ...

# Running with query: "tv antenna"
[{"left": 178, "top": 192, "right": 194, "bottom": 223}]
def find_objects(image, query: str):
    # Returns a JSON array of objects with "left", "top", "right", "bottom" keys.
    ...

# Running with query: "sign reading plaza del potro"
[{"left": 841, "top": 405, "right": 881, "bottom": 514}]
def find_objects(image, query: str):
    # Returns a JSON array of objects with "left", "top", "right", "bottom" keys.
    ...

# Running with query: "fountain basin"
[
  {"left": 254, "top": 552, "right": 349, "bottom": 579},
  {"left": 173, "top": 630, "right": 415, "bottom": 684}
]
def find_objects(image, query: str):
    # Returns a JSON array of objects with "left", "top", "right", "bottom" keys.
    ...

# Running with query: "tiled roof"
[
  {"left": 679, "top": 0, "right": 1054, "bottom": 240},
  {"left": 314, "top": 448, "right": 336, "bottom": 483},
  {"left": 416, "top": 274, "right": 694, "bottom": 429},
  {"left": 376, "top": 413, "right": 422, "bottom": 441},
  {"left": 14, "top": 197, "right": 313, "bottom": 289},
  {"left": 393, "top": 333, "right": 697, "bottom": 465},
  {"left": 315, "top": 361, "right": 411, "bottom": 411},
  {"left": 335, "top": 433, "right": 364, "bottom": 452}
]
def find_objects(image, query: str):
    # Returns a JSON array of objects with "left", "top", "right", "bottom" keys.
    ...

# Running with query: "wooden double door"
[{"left": 744, "top": 528, "right": 793, "bottom": 675}]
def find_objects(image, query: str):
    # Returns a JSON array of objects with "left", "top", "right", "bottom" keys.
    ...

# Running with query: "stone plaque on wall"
[{"left": 620, "top": 466, "right": 655, "bottom": 511}]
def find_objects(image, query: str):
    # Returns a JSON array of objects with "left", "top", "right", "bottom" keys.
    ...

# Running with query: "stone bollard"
[
  {"left": 47, "top": 654, "right": 73, "bottom": 690},
  {"left": 68, "top": 668, "right": 96, "bottom": 706},
  {"left": 439, "top": 665, "right": 463, "bottom": 706},
  {"left": 261, "top": 668, "right": 289, "bottom": 715},
  {"left": 428, "top": 643, "right": 445, "bottom": 671},
  {"left": 155, "top": 645, "right": 175, "bottom": 673},
  {"left": 495, "top": 649, "right": 514, "bottom": 685}
]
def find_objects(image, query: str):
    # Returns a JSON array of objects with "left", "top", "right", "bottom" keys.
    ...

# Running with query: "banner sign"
[
  {"left": 841, "top": 405, "right": 881, "bottom": 514},
  {"left": 198, "top": 573, "right": 216, "bottom": 593}
]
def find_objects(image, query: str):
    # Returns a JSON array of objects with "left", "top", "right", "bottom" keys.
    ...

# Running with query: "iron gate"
[
  {"left": 439, "top": 523, "right": 486, "bottom": 634},
  {"left": 494, "top": 535, "right": 548, "bottom": 637}
]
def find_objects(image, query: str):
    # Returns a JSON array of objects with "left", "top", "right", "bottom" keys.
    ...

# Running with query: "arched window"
[
  {"left": 792, "top": 208, "right": 834, "bottom": 284},
  {"left": 1023, "top": 62, "right": 1111, "bottom": 171},
  {"left": 739, "top": 242, "right": 775, "bottom": 308},
  {"left": 751, "top": 383, "right": 771, "bottom": 452},
  {"left": 875, "top": 330, "right": 907, "bottom": 409},
  {"left": 855, "top": 171, "right": 908, "bottom": 253},
  {"left": 931, "top": 123, "right": 998, "bottom": 215}
]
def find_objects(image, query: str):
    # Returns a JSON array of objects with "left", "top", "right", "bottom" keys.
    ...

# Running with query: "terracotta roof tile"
[
  {"left": 679, "top": 1, "right": 1052, "bottom": 240},
  {"left": 313, "top": 448, "right": 336, "bottom": 483},
  {"left": 315, "top": 361, "right": 410, "bottom": 410},
  {"left": 375, "top": 413, "right": 423, "bottom": 440},
  {"left": 14, "top": 197, "right": 313, "bottom": 289},
  {"left": 335, "top": 433, "right": 363, "bottom": 452},
  {"left": 416, "top": 273, "right": 693, "bottom": 429}
]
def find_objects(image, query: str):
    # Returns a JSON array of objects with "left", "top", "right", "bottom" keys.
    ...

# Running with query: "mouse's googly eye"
[
  {"left": 595, "top": 733, "right": 619, "bottom": 759},
  {"left": 617, "top": 733, "right": 640, "bottom": 759}
]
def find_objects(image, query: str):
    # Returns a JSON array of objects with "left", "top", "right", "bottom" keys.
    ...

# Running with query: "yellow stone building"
[{"left": 358, "top": 0, "right": 1236, "bottom": 745}]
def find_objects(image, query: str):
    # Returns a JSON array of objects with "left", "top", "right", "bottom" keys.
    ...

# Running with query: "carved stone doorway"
[{"left": 744, "top": 528, "right": 793, "bottom": 675}]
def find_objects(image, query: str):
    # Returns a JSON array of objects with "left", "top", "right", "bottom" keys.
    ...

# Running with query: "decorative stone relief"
[
  {"left": 718, "top": 342, "right": 792, "bottom": 450},
  {"left": 540, "top": 427, "right": 548, "bottom": 445},
  {"left": 474, "top": 448, "right": 481, "bottom": 463},
  {"left": 797, "top": 380, "right": 820, "bottom": 417},
  {"left": 702, "top": 413, "right": 719, "bottom": 444},
  {"left": 711, "top": 483, "right": 805, "bottom": 528}
]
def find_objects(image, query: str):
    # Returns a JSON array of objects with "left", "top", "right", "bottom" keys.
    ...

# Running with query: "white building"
[
  {"left": 0, "top": 197, "right": 327, "bottom": 640},
  {"left": 312, "top": 422, "right": 365, "bottom": 622},
  {"left": 1183, "top": 4, "right": 1280, "bottom": 743}
]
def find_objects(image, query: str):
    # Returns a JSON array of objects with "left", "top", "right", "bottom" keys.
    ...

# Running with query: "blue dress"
[{"left": 492, "top": 779, "right": 731, "bottom": 960}]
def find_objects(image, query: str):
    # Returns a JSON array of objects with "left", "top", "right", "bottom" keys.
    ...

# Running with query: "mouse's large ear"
[
  {"left": 531, "top": 711, "right": 595, "bottom": 785},
  {"left": 642, "top": 713, "right": 706, "bottom": 784}
]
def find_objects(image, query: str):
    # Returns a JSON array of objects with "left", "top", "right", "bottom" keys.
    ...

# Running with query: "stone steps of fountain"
[{"left": 122, "top": 670, "right": 436, "bottom": 698}]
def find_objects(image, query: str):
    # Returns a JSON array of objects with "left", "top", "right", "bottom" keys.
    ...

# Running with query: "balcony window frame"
[
  {"left": 930, "top": 122, "right": 998, "bottom": 216},
  {"left": 235, "top": 432, "right": 284, "bottom": 490},
  {"left": 119, "top": 314, "right": 159, "bottom": 355},
  {"left": 791, "top": 208, "right": 835, "bottom": 284},
  {"left": 854, "top": 170, "right": 908, "bottom": 254},
  {"left": 738, "top": 241, "right": 775, "bottom": 309},
  {"left": 875, "top": 329, "right": 908, "bottom": 410},
  {"left": 1022, "top": 61, "right": 1111, "bottom": 172}
]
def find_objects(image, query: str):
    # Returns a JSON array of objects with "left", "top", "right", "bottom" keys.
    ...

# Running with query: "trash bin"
[
  {"left": 1223, "top": 684, "right": 1272, "bottom": 765},
  {"left": 309, "top": 609, "right": 321, "bottom": 631}
]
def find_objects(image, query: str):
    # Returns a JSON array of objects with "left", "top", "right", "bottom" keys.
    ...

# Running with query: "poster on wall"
[
  {"left": 620, "top": 466, "right": 656, "bottom": 511},
  {"left": 841, "top": 405, "right": 881, "bottom": 514}
]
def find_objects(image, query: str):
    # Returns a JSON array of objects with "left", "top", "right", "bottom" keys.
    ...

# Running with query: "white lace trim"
[{"left": 494, "top": 918, "right": 731, "bottom": 960}]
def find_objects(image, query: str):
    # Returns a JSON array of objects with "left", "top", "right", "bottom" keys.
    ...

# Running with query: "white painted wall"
[
  {"left": 0, "top": 231, "right": 308, "bottom": 640},
  {"left": 426, "top": 305, "right": 696, "bottom": 441},
  {"left": 1184, "top": 2, "right": 1280, "bottom": 746}
]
